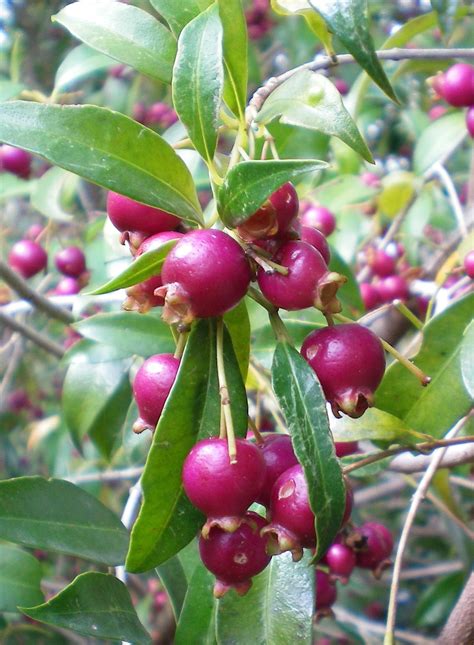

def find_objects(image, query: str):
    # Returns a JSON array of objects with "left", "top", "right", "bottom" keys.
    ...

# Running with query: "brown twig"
[
  {"left": 437, "top": 572, "right": 474, "bottom": 645},
  {"left": 390, "top": 442, "right": 474, "bottom": 473},
  {"left": 0, "top": 310, "right": 64, "bottom": 358}
]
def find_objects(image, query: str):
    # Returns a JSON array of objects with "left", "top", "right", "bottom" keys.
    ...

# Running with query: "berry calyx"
[
  {"left": 132, "top": 353, "right": 180, "bottom": 433},
  {"left": 300, "top": 205, "right": 336, "bottom": 237},
  {"left": 159, "top": 230, "right": 252, "bottom": 324},
  {"left": 199, "top": 512, "right": 271, "bottom": 597},
  {"left": 55, "top": 246, "right": 87, "bottom": 278},
  {"left": 237, "top": 183, "right": 298, "bottom": 240},
  {"left": 463, "top": 250, "right": 474, "bottom": 278},
  {"left": 315, "top": 569, "right": 337, "bottom": 613},
  {"left": 182, "top": 437, "right": 266, "bottom": 533},
  {"left": 441, "top": 63, "right": 474, "bottom": 107},
  {"left": 323, "top": 542, "right": 356, "bottom": 584},
  {"left": 256, "top": 433, "right": 298, "bottom": 507},
  {"left": 301, "top": 323, "right": 385, "bottom": 418},
  {"left": 8, "top": 240, "right": 48, "bottom": 279},
  {"left": 0, "top": 145, "right": 32, "bottom": 178},
  {"left": 354, "top": 522, "right": 394, "bottom": 578},
  {"left": 106, "top": 191, "right": 180, "bottom": 238},
  {"left": 257, "top": 240, "right": 346, "bottom": 313}
]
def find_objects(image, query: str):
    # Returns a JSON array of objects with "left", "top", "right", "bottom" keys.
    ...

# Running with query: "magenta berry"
[
  {"left": 463, "top": 250, "right": 474, "bottom": 278},
  {"left": 300, "top": 205, "right": 336, "bottom": 237},
  {"left": 106, "top": 191, "right": 180, "bottom": 236},
  {"left": 315, "top": 569, "right": 337, "bottom": 611},
  {"left": 355, "top": 522, "right": 393, "bottom": 573},
  {"left": 360, "top": 172, "right": 381, "bottom": 188},
  {"left": 333, "top": 78, "right": 349, "bottom": 95},
  {"left": 159, "top": 229, "right": 252, "bottom": 324},
  {"left": 367, "top": 249, "right": 396, "bottom": 278},
  {"left": 428, "top": 105, "right": 447, "bottom": 121},
  {"left": 441, "top": 63, "right": 474, "bottom": 107},
  {"left": 8, "top": 240, "right": 48, "bottom": 279},
  {"left": 257, "top": 240, "right": 345, "bottom": 313},
  {"left": 300, "top": 226, "right": 331, "bottom": 264},
  {"left": 335, "top": 441, "right": 359, "bottom": 458},
  {"left": 466, "top": 107, "right": 474, "bottom": 139},
  {"left": 199, "top": 512, "right": 271, "bottom": 597},
  {"left": 301, "top": 323, "right": 385, "bottom": 418},
  {"left": 182, "top": 438, "right": 266, "bottom": 528},
  {"left": 26, "top": 224, "right": 43, "bottom": 241},
  {"left": 377, "top": 275, "right": 409, "bottom": 303},
  {"left": 256, "top": 434, "right": 298, "bottom": 507},
  {"left": 132, "top": 353, "right": 180, "bottom": 433},
  {"left": 54, "top": 277, "right": 81, "bottom": 295},
  {"left": 323, "top": 542, "right": 356, "bottom": 583},
  {"left": 55, "top": 246, "right": 86, "bottom": 278},
  {"left": 237, "top": 182, "right": 298, "bottom": 240},
  {"left": 360, "top": 283, "right": 381, "bottom": 311},
  {"left": 124, "top": 231, "right": 183, "bottom": 312},
  {"left": 0, "top": 145, "right": 32, "bottom": 178}
]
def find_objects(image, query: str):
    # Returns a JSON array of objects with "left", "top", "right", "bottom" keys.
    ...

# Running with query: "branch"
[
  {"left": 0, "top": 259, "right": 74, "bottom": 324},
  {"left": 390, "top": 442, "right": 474, "bottom": 473},
  {"left": 115, "top": 478, "right": 142, "bottom": 587},
  {"left": 66, "top": 466, "right": 143, "bottom": 484},
  {"left": 437, "top": 572, "right": 474, "bottom": 645},
  {"left": 0, "top": 310, "right": 64, "bottom": 358},
  {"left": 1, "top": 290, "right": 125, "bottom": 317},
  {"left": 247, "top": 48, "right": 474, "bottom": 124}
]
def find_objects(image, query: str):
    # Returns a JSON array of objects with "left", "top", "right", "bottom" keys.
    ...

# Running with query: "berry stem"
[
  {"left": 246, "top": 246, "right": 289, "bottom": 275},
  {"left": 247, "top": 416, "right": 265, "bottom": 445},
  {"left": 174, "top": 331, "right": 188, "bottom": 360},
  {"left": 216, "top": 318, "right": 237, "bottom": 463},
  {"left": 247, "top": 286, "right": 293, "bottom": 344},
  {"left": 392, "top": 300, "right": 424, "bottom": 330}
]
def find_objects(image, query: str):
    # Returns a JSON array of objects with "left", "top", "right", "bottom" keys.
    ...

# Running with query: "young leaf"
[
  {"left": 30, "top": 167, "right": 77, "bottom": 222},
  {"left": 54, "top": 44, "right": 115, "bottom": 93},
  {"left": 0, "top": 545, "right": 44, "bottom": 613},
  {"left": 308, "top": 0, "right": 397, "bottom": 102},
  {"left": 156, "top": 556, "right": 189, "bottom": 620},
  {"left": 330, "top": 408, "right": 428, "bottom": 444},
  {"left": 255, "top": 70, "right": 373, "bottom": 163},
  {"left": 216, "top": 551, "right": 314, "bottom": 644},
  {"left": 218, "top": 0, "right": 248, "bottom": 121},
  {"left": 328, "top": 247, "right": 363, "bottom": 313},
  {"left": 53, "top": 0, "right": 176, "bottom": 84},
  {"left": 20, "top": 573, "right": 151, "bottom": 645},
  {"left": 174, "top": 563, "right": 217, "bottom": 645},
  {"left": 0, "top": 477, "right": 129, "bottom": 565},
  {"left": 173, "top": 4, "right": 224, "bottom": 165},
  {"left": 0, "top": 101, "right": 203, "bottom": 225},
  {"left": 126, "top": 319, "right": 248, "bottom": 572},
  {"left": 218, "top": 159, "right": 327, "bottom": 227},
  {"left": 413, "top": 111, "right": 467, "bottom": 175},
  {"left": 149, "top": 0, "right": 213, "bottom": 37},
  {"left": 375, "top": 293, "right": 474, "bottom": 438},
  {"left": 272, "top": 342, "right": 345, "bottom": 561},
  {"left": 89, "top": 239, "right": 178, "bottom": 295}
]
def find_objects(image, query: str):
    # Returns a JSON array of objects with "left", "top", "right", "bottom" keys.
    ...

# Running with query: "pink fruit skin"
[
  {"left": 463, "top": 250, "right": 474, "bottom": 278},
  {"left": 8, "top": 240, "right": 48, "bottom": 279},
  {"left": 315, "top": 569, "right": 337, "bottom": 610},
  {"left": 269, "top": 182, "right": 299, "bottom": 235},
  {"left": 300, "top": 206, "right": 336, "bottom": 237},
  {"left": 466, "top": 107, "right": 474, "bottom": 139},
  {"left": 55, "top": 246, "right": 86, "bottom": 278},
  {"left": 1, "top": 145, "right": 32, "bottom": 178},
  {"left": 428, "top": 105, "right": 447, "bottom": 121},
  {"left": 106, "top": 191, "right": 180, "bottom": 235},
  {"left": 377, "top": 275, "right": 409, "bottom": 302},
  {"left": 54, "top": 277, "right": 81, "bottom": 295},
  {"left": 300, "top": 226, "right": 331, "bottom": 264},
  {"left": 442, "top": 63, "right": 474, "bottom": 107},
  {"left": 333, "top": 78, "right": 349, "bottom": 95},
  {"left": 257, "top": 240, "right": 328, "bottom": 311},
  {"left": 269, "top": 464, "right": 316, "bottom": 548},
  {"left": 360, "top": 283, "right": 381, "bottom": 311},
  {"left": 368, "top": 250, "right": 396, "bottom": 278},
  {"left": 161, "top": 229, "right": 252, "bottom": 318},
  {"left": 133, "top": 353, "right": 180, "bottom": 429},
  {"left": 182, "top": 438, "right": 266, "bottom": 517},
  {"left": 301, "top": 323, "right": 385, "bottom": 418},
  {"left": 356, "top": 522, "right": 393, "bottom": 569},
  {"left": 360, "top": 172, "right": 381, "bottom": 188},
  {"left": 256, "top": 434, "right": 298, "bottom": 507},
  {"left": 199, "top": 512, "right": 271, "bottom": 585},
  {"left": 335, "top": 441, "right": 359, "bottom": 458},
  {"left": 323, "top": 542, "right": 356, "bottom": 580}
]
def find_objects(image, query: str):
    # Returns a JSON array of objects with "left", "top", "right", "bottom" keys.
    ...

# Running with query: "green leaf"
[
  {"left": 313, "top": 174, "right": 379, "bottom": 210},
  {"left": 216, "top": 551, "right": 314, "bottom": 644},
  {"left": 150, "top": 0, "right": 213, "bottom": 37},
  {"left": 89, "top": 239, "right": 177, "bottom": 295},
  {"left": 252, "top": 319, "right": 324, "bottom": 369},
  {"left": 20, "top": 573, "right": 151, "bottom": 645},
  {"left": 172, "top": 4, "right": 223, "bottom": 164},
  {"left": 0, "top": 80, "right": 24, "bottom": 102},
  {"left": 0, "top": 173, "right": 35, "bottom": 203},
  {"left": 413, "top": 111, "right": 467, "bottom": 175},
  {"left": 74, "top": 312, "right": 175, "bottom": 357},
  {"left": 175, "top": 563, "right": 217, "bottom": 645},
  {"left": 331, "top": 408, "right": 428, "bottom": 444},
  {"left": 0, "top": 477, "right": 129, "bottom": 565},
  {"left": 218, "top": 0, "right": 248, "bottom": 121},
  {"left": 0, "top": 101, "right": 203, "bottom": 225},
  {"left": 126, "top": 319, "right": 248, "bottom": 572},
  {"left": 156, "top": 556, "right": 188, "bottom": 621},
  {"left": 30, "top": 167, "right": 77, "bottom": 222},
  {"left": 328, "top": 247, "right": 363, "bottom": 313},
  {"left": 414, "top": 571, "right": 465, "bottom": 628},
  {"left": 62, "top": 359, "right": 132, "bottom": 458},
  {"left": 218, "top": 159, "right": 327, "bottom": 227},
  {"left": 53, "top": 0, "right": 176, "bottom": 84},
  {"left": 54, "top": 44, "right": 115, "bottom": 93},
  {"left": 272, "top": 342, "right": 345, "bottom": 561},
  {"left": 0, "top": 545, "right": 44, "bottom": 613},
  {"left": 375, "top": 294, "right": 474, "bottom": 438},
  {"left": 430, "top": 0, "right": 460, "bottom": 36},
  {"left": 0, "top": 625, "right": 68, "bottom": 645},
  {"left": 256, "top": 70, "right": 373, "bottom": 163},
  {"left": 270, "top": 1, "right": 333, "bottom": 55},
  {"left": 63, "top": 338, "right": 132, "bottom": 365},
  {"left": 223, "top": 300, "right": 251, "bottom": 379},
  {"left": 308, "top": 0, "right": 397, "bottom": 102},
  {"left": 460, "top": 321, "right": 474, "bottom": 399},
  {"left": 377, "top": 171, "right": 416, "bottom": 218}
]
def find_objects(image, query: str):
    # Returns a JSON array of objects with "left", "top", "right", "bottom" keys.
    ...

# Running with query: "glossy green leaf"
[
  {"left": 377, "top": 171, "right": 416, "bottom": 218},
  {"left": 156, "top": 557, "right": 188, "bottom": 621},
  {"left": 53, "top": 0, "right": 176, "bottom": 84},
  {"left": 413, "top": 111, "right": 467, "bottom": 175},
  {"left": 460, "top": 321, "right": 474, "bottom": 399},
  {"left": 329, "top": 247, "right": 363, "bottom": 313},
  {"left": 126, "top": 320, "right": 248, "bottom": 572},
  {"left": 63, "top": 338, "right": 132, "bottom": 365},
  {"left": 272, "top": 342, "right": 345, "bottom": 561},
  {"left": 218, "top": 159, "right": 327, "bottom": 227},
  {"left": 223, "top": 300, "right": 251, "bottom": 379},
  {"left": 430, "top": 0, "right": 460, "bottom": 36},
  {"left": 54, "top": 44, "right": 115, "bottom": 92},
  {"left": 271, "top": 1, "right": 333, "bottom": 55},
  {"left": 0, "top": 80, "right": 24, "bottom": 102},
  {"left": 376, "top": 294, "right": 474, "bottom": 438},
  {"left": 20, "top": 573, "right": 151, "bottom": 644},
  {"left": 150, "top": 0, "right": 213, "bottom": 37},
  {"left": 175, "top": 563, "right": 217, "bottom": 645},
  {"left": 256, "top": 70, "right": 373, "bottom": 163},
  {"left": 0, "top": 477, "right": 129, "bottom": 565},
  {"left": 414, "top": 571, "right": 465, "bottom": 628},
  {"left": 0, "top": 545, "right": 44, "bottom": 613},
  {"left": 63, "top": 359, "right": 132, "bottom": 458},
  {"left": 74, "top": 312, "right": 174, "bottom": 357},
  {"left": 218, "top": 0, "right": 248, "bottom": 120},
  {"left": 0, "top": 625, "right": 68, "bottom": 645},
  {"left": 90, "top": 239, "right": 177, "bottom": 295},
  {"left": 173, "top": 4, "right": 223, "bottom": 164},
  {"left": 216, "top": 551, "right": 314, "bottom": 644},
  {"left": 30, "top": 167, "right": 77, "bottom": 222},
  {"left": 0, "top": 101, "right": 203, "bottom": 225},
  {"left": 308, "top": 0, "right": 397, "bottom": 102},
  {"left": 330, "top": 408, "right": 428, "bottom": 444}
]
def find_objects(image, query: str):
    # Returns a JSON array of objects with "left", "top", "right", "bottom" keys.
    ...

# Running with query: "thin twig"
[
  {"left": 432, "top": 162, "right": 468, "bottom": 237},
  {"left": 65, "top": 466, "right": 144, "bottom": 484},
  {"left": 1, "top": 289, "right": 125, "bottom": 316},
  {"left": 0, "top": 310, "right": 64, "bottom": 358},
  {"left": 390, "top": 442, "right": 474, "bottom": 473},
  {"left": 400, "top": 561, "right": 464, "bottom": 580},
  {"left": 216, "top": 318, "right": 237, "bottom": 462},
  {"left": 450, "top": 475, "right": 474, "bottom": 491},
  {"left": 115, "top": 478, "right": 142, "bottom": 588}
]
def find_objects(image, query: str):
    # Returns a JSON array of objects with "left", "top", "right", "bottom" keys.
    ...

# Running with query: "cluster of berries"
[
  {"left": 0, "top": 144, "right": 32, "bottom": 178},
  {"left": 359, "top": 244, "right": 411, "bottom": 312},
  {"left": 132, "top": 101, "right": 178, "bottom": 130},
  {"left": 431, "top": 62, "right": 474, "bottom": 138},
  {"left": 245, "top": 0, "right": 274, "bottom": 40}
]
